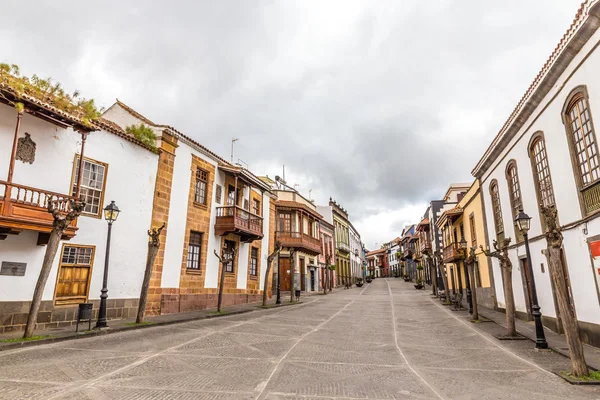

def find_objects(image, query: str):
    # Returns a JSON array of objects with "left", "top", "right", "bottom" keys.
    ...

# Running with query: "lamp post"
[
  {"left": 95, "top": 201, "right": 120, "bottom": 329},
  {"left": 515, "top": 208, "right": 548, "bottom": 349}
]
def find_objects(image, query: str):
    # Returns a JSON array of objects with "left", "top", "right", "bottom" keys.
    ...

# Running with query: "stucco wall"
[
  {"left": 479, "top": 27, "right": 600, "bottom": 326},
  {"left": 0, "top": 105, "right": 158, "bottom": 303}
]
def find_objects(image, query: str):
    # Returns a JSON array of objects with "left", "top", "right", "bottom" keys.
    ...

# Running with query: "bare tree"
[
  {"left": 136, "top": 223, "right": 165, "bottom": 324},
  {"left": 435, "top": 252, "right": 451, "bottom": 303},
  {"left": 323, "top": 254, "right": 331, "bottom": 295},
  {"left": 424, "top": 251, "right": 436, "bottom": 295},
  {"left": 541, "top": 206, "right": 589, "bottom": 377},
  {"left": 215, "top": 246, "right": 237, "bottom": 313},
  {"left": 262, "top": 241, "right": 282, "bottom": 307},
  {"left": 465, "top": 247, "right": 479, "bottom": 321},
  {"left": 289, "top": 248, "right": 297, "bottom": 303},
  {"left": 481, "top": 238, "right": 517, "bottom": 337},
  {"left": 24, "top": 199, "right": 85, "bottom": 338}
]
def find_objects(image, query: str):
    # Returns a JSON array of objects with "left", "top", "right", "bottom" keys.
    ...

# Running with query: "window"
[
  {"left": 490, "top": 180, "right": 504, "bottom": 235},
  {"left": 243, "top": 198, "right": 249, "bottom": 210},
  {"left": 227, "top": 185, "right": 236, "bottom": 206},
  {"left": 565, "top": 91, "right": 600, "bottom": 187},
  {"left": 506, "top": 161, "right": 524, "bottom": 242},
  {"left": 187, "top": 232, "right": 202, "bottom": 270},
  {"left": 252, "top": 199, "right": 260, "bottom": 216},
  {"left": 279, "top": 212, "right": 291, "bottom": 232},
  {"left": 72, "top": 157, "right": 106, "bottom": 216},
  {"left": 469, "top": 214, "right": 477, "bottom": 248},
  {"left": 530, "top": 134, "right": 556, "bottom": 207},
  {"left": 55, "top": 245, "right": 95, "bottom": 305},
  {"left": 250, "top": 247, "right": 258, "bottom": 276},
  {"left": 194, "top": 168, "right": 208, "bottom": 205},
  {"left": 224, "top": 240, "right": 236, "bottom": 273},
  {"left": 215, "top": 185, "right": 222, "bottom": 204}
]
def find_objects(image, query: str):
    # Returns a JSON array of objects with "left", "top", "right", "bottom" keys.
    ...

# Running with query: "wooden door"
[
  {"left": 279, "top": 257, "right": 291, "bottom": 292},
  {"left": 55, "top": 245, "right": 94, "bottom": 305},
  {"left": 300, "top": 258, "right": 306, "bottom": 291}
]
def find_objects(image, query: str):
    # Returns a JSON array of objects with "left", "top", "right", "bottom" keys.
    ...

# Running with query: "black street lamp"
[
  {"left": 515, "top": 208, "right": 548, "bottom": 349},
  {"left": 95, "top": 201, "right": 120, "bottom": 329}
]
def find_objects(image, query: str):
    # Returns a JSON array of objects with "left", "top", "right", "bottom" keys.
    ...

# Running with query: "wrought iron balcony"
[
  {"left": 337, "top": 241, "right": 351, "bottom": 253},
  {"left": 0, "top": 180, "right": 78, "bottom": 240},
  {"left": 214, "top": 205, "right": 263, "bottom": 242},
  {"left": 275, "top": 231, "right": 322, "bottom": 255},
  {"left": 442, "top": 243, "right": 464, "bottom": 263}
]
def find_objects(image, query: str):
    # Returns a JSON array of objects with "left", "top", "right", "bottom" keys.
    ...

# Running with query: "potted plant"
[
  {"left": 414, "top": 279, "right": 424, "bottom": 290},
  {"left": 365, "top": 275, "right": 372, "bottom": 283},
  {"left": 356, "top": 277, "right": 364, "bottom": 287},
  {"left": 403, "top": 274, "right": 410, "bottom": 282},
  {"left": 415, "top": 264, "right": 424, "bottom": 289}
]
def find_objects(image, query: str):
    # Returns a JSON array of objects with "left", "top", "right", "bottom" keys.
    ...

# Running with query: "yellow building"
[{"left": 436, "top": 180, "right": 496, "bottom": 309}]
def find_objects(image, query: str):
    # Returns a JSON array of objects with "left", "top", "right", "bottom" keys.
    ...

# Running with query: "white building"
[
  {"left": 0, "top": 94, "right": 158, "bottom": 332},
  {"left": 473, "top": 0, "right": 600, "bottom": 346}
]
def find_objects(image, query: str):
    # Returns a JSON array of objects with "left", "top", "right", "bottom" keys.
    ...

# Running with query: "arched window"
[
  {"left": 563, "top": 86, "right": 600, "bottom": 214},
  {"left": 489, "top": 179, "right": 504, "bottom": 237},
  {"left": 505, "top": 161, "right": 523, "bottom": 242},
  {"left": 529, "top": 133, "right": 555, "bottom": 208}
]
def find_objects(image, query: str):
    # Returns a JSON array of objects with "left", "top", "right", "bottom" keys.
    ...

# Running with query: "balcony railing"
[
  {"left": 442, "top": 243, "right": 464, "bottom": 263},
  {"left": 275, "top": 231, "right": 322, "bottom": 255},
  {"left": 0, "top": 180, "right": 78, "bottom": 239},
  {"left": 402, "top": 249, "right": 413, "bottom": 259},
  {"left": 337, "top": 241, "right": 350, "bottom": 253},
  {"left": 215, "top": 205, "right": 263, "bottom": 242}
]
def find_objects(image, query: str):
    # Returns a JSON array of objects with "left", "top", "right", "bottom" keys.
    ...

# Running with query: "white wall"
[
  {"left": 0, "top": 106, "right": 158, "bottom": 302},
  {"left": 479, "top": 27, "right": 600, "bottom": 325}
]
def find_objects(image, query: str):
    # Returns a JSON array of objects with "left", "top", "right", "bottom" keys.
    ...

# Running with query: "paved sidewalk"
[
  {"left": 476, "top": 304, "right": 600, "bottom": 371},
  {"left": 0, "top": 289, "right": 345, "bottom": 351}
]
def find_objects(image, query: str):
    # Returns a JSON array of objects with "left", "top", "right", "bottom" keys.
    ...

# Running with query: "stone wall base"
[
  {"left": 161, "top": 292, "right": 264, "bottom": 315},
  {"left": 475, "top": 287, "right": 496, "bottom": 310},
  {"left": 0, "top": 298, "right": 139, "bottom": 334}
]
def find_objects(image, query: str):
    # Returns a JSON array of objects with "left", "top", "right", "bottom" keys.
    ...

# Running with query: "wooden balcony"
[
  {"left": 420, "top": 238, "right": 432, "bottom": 252},
  {"left": 276, "top": 231, "right": 322, "bottom": 255},
  {"left": 442, "top": 243, "right": 464, "bottom": 263},
  {"left": 214, "top": 206, "right": 263, "bottom": 242},
  {"left": 0, "top": 180, "right": 78, "bottom": 241},
  {"left": 402, "top": 249, "right": 413, "bottom": 260}
]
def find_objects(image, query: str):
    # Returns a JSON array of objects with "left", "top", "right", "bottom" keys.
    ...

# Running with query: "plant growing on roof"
[
  {"left": 126, "top": 123, "right": 158, "bottom": 149},
  {"left": 0, "top": 63, "right": 103, "bottom": 126}
]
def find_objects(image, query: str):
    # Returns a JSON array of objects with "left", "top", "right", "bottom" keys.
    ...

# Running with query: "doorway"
[
  {"left": 279, "top": 257, "right": 291, "bottom": 292},
  {"left": 310, "top": 269, "right": 315, "bottom": 291},
  {"left": 300, "top": 258, "right": 306, "bottom": 291}
]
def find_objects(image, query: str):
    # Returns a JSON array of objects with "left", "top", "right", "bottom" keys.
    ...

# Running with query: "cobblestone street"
[{"left": 1, "top": 279, "right": 599, "bottom": 400}]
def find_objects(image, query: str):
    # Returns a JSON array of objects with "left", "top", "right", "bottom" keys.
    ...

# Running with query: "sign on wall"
[
  {"left": 0, "top": 262, "right": 27, "bottom": 276},
  {"left": 587, "top": 240, "right": 600, "bottom": 301}
]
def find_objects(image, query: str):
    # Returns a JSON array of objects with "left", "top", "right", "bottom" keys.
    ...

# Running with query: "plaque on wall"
[{"left": 0, "top": 262, "right": 27, "bottom": 276}]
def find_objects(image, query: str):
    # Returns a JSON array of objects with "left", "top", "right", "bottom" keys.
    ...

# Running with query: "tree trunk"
[
  {"left": 469, "top": 262, "right": 479, "bottom": 321},
  {"left": 547, "top": 246, "right": 589, "bottom": 376},
  {"left": 262, "top": 243, "right": 281, "bottom": 307},
  {"left": 501, "top": 263, "right": 517, "bottom": 337},
  {"left": 289, "top": 251, "right": 295, "bottom": 303},
  {"left": 440, "top": 263, "right": 451, "bottom": 303},
  {"left": 217, "top": 258, "right": 226, "bottom": 312},
  {"left": 24, "top": 229, "right": 62, "bottom": 338},
  {"left": 136, "top": 224, "right": 165, "bottom": 324},
  {"left": 24, "top": 200, "right": 84, "bottom": 338},
  {"left": 429, "top": 258, "right": 437, "bottom": 295}
]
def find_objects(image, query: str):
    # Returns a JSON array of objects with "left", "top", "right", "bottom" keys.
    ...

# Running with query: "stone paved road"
[{"left": 1, "top": 279, "right": 600, "bottom": 399}]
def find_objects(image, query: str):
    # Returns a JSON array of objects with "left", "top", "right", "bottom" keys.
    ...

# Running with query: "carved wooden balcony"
[
  {"left": 442, "top": 243, "right": 464, "bottom": 263},
  {"left": 0, "top": 180, "right": 78, "bottom": 241},
  {"left": 275, "top": 231, "right": 322, "bottom": 255},
  {"left": 214, "top": 205, "right": 263, "bottom": 242}
]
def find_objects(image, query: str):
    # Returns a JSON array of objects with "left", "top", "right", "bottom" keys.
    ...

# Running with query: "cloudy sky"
[{"left": 1, "top": 0, "right": 583, "bottom": 248}]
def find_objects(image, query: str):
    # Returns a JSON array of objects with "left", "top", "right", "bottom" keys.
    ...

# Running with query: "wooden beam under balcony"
[
  {"left": 214, "top": 205, "right": 263, "bottom": 242},
  {"left": 0, "top": 180, "right": 78, "bottom": 240},
  {"left": 275, "top": 231, "right": 322, "bottom": 255}
]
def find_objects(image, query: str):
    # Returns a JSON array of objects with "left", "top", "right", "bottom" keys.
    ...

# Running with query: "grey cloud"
[{"left": 0, "top": 0, "right": 583, "bottom": 247}]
